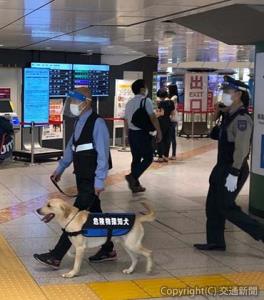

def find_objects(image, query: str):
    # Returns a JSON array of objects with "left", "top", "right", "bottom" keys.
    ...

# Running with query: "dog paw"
[
  {"left": 62, "top": 271, "right": 76, "bottom": 278},
  {"left": 146, "top": 267, "right": 152, "bottom": 274},
  {"left": 146, "top": 263, "right": 153, "bottom": 274},
  {"left": 123, "top": 268, "right": 133, "bottom": 274}
]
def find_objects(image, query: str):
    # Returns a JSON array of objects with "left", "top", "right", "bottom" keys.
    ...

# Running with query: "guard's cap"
[{"left": 222, "top": 76, "right": 249, "bottom": 92}]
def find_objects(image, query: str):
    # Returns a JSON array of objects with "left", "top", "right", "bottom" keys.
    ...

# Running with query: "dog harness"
[{"left": 62, "top": 213, "right": 136, "bottom": 239}]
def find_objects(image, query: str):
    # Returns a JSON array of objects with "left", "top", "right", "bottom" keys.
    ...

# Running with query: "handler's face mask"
[
  {"left": 63, "top": 91, "right": 91, "bottom": 118},
  {"left": 70, "top": 103, "right": 82, "bottom": 117}
]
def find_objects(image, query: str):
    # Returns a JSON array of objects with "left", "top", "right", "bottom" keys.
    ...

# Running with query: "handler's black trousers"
[
  {"left": 206, "top": 162, "right": 264, "bottom": 247},
  {"left": 51, "top": 175, "right": 114, "bottom": 260}
]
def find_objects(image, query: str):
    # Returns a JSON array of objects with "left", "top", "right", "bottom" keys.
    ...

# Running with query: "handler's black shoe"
[
  {"left": 89, "top": 249, "right": 117, "bottom": 263},
  {"left": 125, "top": 174, "right": 137, "bottom": 191},
  {"left": 132, "top": 185, "right": 146, "bottom": 193},
  {"left": 193, "top": 243, "right": 226, "bottom": 251},
  {"left": 33, "top": 252, "right": 61, "bottom": 269}
]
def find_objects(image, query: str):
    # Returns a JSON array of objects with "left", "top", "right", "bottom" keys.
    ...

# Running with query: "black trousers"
[
  {"left": 157, "top": 116, "right": 171, "bottom": 158},
  {"left": 128, "top": 129, "right": 153, "bottom": 180},
  {"left": 169, "top": 122, "right": 177, "bottom": 157},
  {"left": 206, "top": 162, "right": 264, "bottom": 246},
  {"left": 51, "top": 175, "right": 114, "bottom": 260}
]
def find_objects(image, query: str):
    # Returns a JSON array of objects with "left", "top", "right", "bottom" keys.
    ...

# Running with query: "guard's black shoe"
[
  {"left": 89, "top": 249, "right": 117, "bottom": 263},
  {"left": 33, "top": 252, "right": 61, "bottom": 269},
  {"left": 193, "top": 243, "right": 226, "bottom": 251}
]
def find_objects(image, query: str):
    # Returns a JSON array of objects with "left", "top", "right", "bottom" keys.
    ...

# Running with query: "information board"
[
  {"left": 31, "top": 62, "right": 73, "bottom": 97},
  {"left": 30, "top": 63, "right": 110, "bottom": 97},
  {"left": 73, "top": 64, "right": 109, "bottom": 96},
  {"left": 114, "top": 79, "right": 134, "bottom": 127},
  {"left": 23, "top": 68, "right": 50, "bottom": 124},
  {"left": 42, "top": 98, "right": 63, "bottom": 140}
]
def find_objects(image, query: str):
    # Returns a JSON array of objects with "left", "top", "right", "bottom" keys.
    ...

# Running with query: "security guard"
[
  {"left": 34, "top": 87, "right": 116, "bottom": 268},
  {"left": 194, "top": 76, "right": 264, "bottom": 251}
]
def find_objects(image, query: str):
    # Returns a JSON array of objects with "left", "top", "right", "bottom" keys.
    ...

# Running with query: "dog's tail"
[{"left": 138, "top": 202, "right": 155, "bottom": 223}]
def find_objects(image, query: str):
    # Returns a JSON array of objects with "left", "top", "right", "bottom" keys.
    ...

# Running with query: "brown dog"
[{"left": 37, "top": 198, "right": 155, "bottom": 278}]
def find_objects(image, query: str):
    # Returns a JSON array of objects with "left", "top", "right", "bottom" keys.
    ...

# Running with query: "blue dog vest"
[{"left": 63, "top": 213, "right": 136, "bottom": 238}]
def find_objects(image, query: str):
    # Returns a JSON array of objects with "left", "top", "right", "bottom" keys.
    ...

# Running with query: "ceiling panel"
[
  {"left": 0, "top": 0, "right": 52, "bottom": 10},
  {"left": 0, "top": 0, "right": 255, "bottom": 66}
]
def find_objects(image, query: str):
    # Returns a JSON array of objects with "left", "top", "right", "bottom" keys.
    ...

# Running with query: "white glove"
[{"left": 225, "top": 174, "right": 238, "bottom": 192}]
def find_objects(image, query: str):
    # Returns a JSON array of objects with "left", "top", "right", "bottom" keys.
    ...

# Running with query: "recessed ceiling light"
[
  {"left": 163, "top": 31, "right": 176, "bottom": 38},
  {"left": 0, "top": 44, "right": 4, "bottom": 47},
  {"left": 144, "top": 39, "right": 152, "bottom": 42}
]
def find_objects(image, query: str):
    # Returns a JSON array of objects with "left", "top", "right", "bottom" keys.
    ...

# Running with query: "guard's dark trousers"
[
  {"left": 206, "top": 162, "right": 264, "bottom": 247},
  {"left": 51, "top": 175, "right": 113, "bottom": 260}
]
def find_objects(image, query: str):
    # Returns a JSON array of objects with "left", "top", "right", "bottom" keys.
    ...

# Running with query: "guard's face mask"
[
  {"left": 63, "top": 91, "right": 91, "bottom": 118},
  {"left": 222, "top": 93, "right": 233, "bottom": 107}
]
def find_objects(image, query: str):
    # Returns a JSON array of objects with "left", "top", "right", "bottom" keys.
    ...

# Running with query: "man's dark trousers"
[
  {"left": 206, "top": 162, "right": 264, "bottom": 247},
  {"left": 51, "top": 175, "right": 113, "bottom": 260},
  {"left": 128, "top": 129, "right": 153, "bottom": 180}
]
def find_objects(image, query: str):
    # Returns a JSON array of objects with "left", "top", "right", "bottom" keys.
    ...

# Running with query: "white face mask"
[
  {"left": 144, "top": 88, "right": 148, "bottom": 97},
  {"left": 70, "top": 103, "right": 81, "bottom": 116},
  {"left": 222, "top": 93, "right": 233, "bottom": 107}
]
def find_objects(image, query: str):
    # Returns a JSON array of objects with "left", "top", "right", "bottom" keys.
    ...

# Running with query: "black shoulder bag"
[{"left": 131, "top": 98, "right": 155, "bottom": 132}]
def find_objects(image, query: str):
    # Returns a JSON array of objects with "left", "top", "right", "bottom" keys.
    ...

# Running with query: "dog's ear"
[{"left": 60, "top": 204, "right": 71, "bottom": 219}]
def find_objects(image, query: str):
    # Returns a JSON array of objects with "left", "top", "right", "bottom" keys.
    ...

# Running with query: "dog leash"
[{"left": 50, "top": 176, "right": 78, "bottom": 198}]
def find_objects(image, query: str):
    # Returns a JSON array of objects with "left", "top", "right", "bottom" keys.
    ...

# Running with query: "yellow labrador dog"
[{"left": 37, "top": 198, "right": 155, "bottom": 278}]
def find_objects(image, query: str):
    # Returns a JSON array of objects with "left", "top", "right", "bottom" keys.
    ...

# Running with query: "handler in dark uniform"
[
  {"left": 34, "top": 87, "right": 116, "bottom": 268},
  {"left": 194, "top": 76, "right": 264, "bottom": 251}
]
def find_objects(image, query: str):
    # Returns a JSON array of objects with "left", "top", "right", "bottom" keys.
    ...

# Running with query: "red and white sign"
[
  {"left": 184, "top": 73, "right": 208, "bottom": 112},
  {"left": 0, "top": 88, "right": 11, "bottom": 100},
  {"left": 207, "top": 91, "right": 214, "bottom": 111},
  {"left": 191, "top": 99, "right": 202, "bottom": 113}
]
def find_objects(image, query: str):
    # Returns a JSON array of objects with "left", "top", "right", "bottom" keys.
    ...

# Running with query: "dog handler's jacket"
[{"left": 56, "top": 109, "right": 110, "bottom": 189}]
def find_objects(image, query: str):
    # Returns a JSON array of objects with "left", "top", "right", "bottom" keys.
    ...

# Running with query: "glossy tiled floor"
[{"left": 0, "top": 137, "right": 264, "bottom": 299}]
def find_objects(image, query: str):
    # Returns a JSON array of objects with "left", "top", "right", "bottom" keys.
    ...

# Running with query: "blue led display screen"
[{"left": 23, "top": 68, "right": 50, "bottom": 125}]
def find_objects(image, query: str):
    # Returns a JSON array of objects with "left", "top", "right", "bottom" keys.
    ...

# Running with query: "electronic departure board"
[
  {"left": 31, "top": 63, "right": 110, "bottom": 97},
  {"left": 73, "top": 64, "right": 110, "bottom": 96},
  {"left": 31, "top": 63, "right": 73, "bottom": 97}
]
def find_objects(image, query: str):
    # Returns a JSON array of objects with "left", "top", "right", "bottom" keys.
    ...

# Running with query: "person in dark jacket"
[
  {"left": 156, "top": 89, "right": 175, "bottom": 162},
  {"left": 168, "top": 85, "right": 179, "bottom": 160}
]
